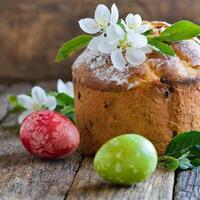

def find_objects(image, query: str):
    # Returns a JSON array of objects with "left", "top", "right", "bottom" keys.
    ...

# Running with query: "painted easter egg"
[
  {"left": 20, "top": 110, "right": 80, "bottom": 159},
  {"left": 94, "top": 134, "right": 158, "bottom": 185}
]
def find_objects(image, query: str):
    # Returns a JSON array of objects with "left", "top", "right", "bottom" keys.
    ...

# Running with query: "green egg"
[{"left": 93, "top": 134, "right": 158, "bottom": 185}]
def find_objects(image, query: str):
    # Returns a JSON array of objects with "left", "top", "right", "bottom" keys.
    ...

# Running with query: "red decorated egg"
[{"left": 20, "top": 110, "right": 80, "bottom": 159}]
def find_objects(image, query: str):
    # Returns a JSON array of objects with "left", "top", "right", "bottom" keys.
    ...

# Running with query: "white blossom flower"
[
  {"left": 79, "top": 4, "right": 152, "bottom": 69},
  {"left": 98, "top": 24, "right": 152, "bottom": 69},
  {"left": 79, "top": 4, "right": 119, "bottom": 50},
  {"left": 125, "top": 14, "right": 150, "bottom": 34},
  {"left": 17, "top": 86, "right": 56, "bottom": 124},
  {"left": 57, "top": 79, "right": 74, "bottom": 98}
]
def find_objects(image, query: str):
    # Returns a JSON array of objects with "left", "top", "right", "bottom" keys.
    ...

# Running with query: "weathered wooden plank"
[
  {"left": 174, "top": 168, "right": 200, "bottom": 200},
  {"left": 0, "top": 85, "right": 7, "bottom": 93},
  {"left": 0, "top": 113, "right": 19, "bottom": 129},
  {"left": 0, "top": 82, "right": 84, "bottom": 200},
  {"left": 0, "top": 83, "right": 31, "bottom": 122},
  {"left": 66, "top": 157, "right": 174, "bottom": 200},
  {"left": 0, "top": 117, "right": 83, "bottom": 200}
]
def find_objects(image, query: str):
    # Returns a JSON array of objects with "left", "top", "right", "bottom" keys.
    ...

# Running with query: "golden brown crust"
[
  {"left": 72, "top": 21, "right": 200, "bottom": 92},
  {"left": 72, "top": 21, "right": 200, "bottom": 155},
  {"left": 74, "top": 80, "right": 200, "bottom": 155}
]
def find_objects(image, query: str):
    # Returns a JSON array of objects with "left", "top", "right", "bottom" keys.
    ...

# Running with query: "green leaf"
[
  {"left": 148, "top": 38, "right": 175, "bottom": 56},
  {"left": 7, "top": 95, "right": 24, "bottom": 113},
  {"left": 178, "top": 157, "right": 191, "bottom": 170},
  {"left": 56, "top": 104, "right": 75, "bottom": 123},
  {"left": 8, "top": 95, "right": 18, "bottom": 106},
  {"left": 188, "top": 146, "right": 200, "bottom": 157},
  {"left": 117, "top": 19, "right": 126, "bottom": 31},
  {"left": 55, "top": 34, "right": 93, "bottom": 62},
  {"left": 190, "top": 158, "right": 200, "bottom": 167},
  {"left": 158, "top": 156, "right": 179, "bottom": 170},
  {"left": 165, "top": 131, "right": 200, "bottom": 157},
  {"left": 196, "top": 144, "right": 200, "bottom": 150},
  {"left": 158, "top": 20, "right": 200, "bottom": 42},
  {"left": 56, "top": 93, "right": 74, "bottom": 106},
  {"left": 47, "top": 91, "right": 57, "bottom": 97},
  {"left": 65, "top": 112, "right": 75, "bottom": 123},
  {"left": 59, "top": 105, "right": 74, "bottom": 114},
  {"left": 143, "top": 29, "right": 153, "bottom": 36}
]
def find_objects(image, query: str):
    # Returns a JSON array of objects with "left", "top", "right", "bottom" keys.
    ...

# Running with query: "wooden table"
[{"left": 0, "top": 82, "right": 199, "bottom": 200}]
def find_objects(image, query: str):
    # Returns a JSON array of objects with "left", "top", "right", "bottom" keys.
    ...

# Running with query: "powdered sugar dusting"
[
  {"left": 72, "top": 38, "right": 200, "bottom": 91},
  {"left": 73, "top": 49, "right": 138, "bottom": 89},
  {"left": 73, "top": 49, "right": 103, "bottom": 69},
  {"left": 94, "top": 65, "right": 133, "bottom": 87},
  {"left": 178, "top": 40, "right": 200, "bottom": 66},
  {"left": 89, "top": 54, "right": 106, "bottom": 69},
  {"left": 166, "top": 57, "right": 190, "bottom": 77}
]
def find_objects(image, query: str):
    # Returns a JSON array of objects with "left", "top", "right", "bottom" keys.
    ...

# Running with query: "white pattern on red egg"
[{"left": 20, "top": 110, "right": 80, "bottom": 159}]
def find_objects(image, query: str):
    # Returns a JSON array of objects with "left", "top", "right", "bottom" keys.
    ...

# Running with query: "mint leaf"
[
  {"left": 148, "top": 38, "right": 175, "bottom": 56},
  {"left": 158, "top": 156, "right": 179, "bottom": 170},
  {"left": 158, "top": 20, "right": 200, "bottom": 42},
  {"left": 165, "top": 131, "right": 200, "bottom": 157},
  {"left": 55, "top": 34, "right": 93, "bottom": 62}
]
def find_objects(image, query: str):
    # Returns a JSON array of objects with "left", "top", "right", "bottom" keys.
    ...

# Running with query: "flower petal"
[
  {"left": 57, "top": 79, "right": 74, "bottom": 98},
  {"left": 98, "top": 37, "right": 117, "bottom": 54},
  {"left": 111, "top": 49, "right": 126, "bottom": 70},
  {"left": 32, "top": 86, "right": 46, "bottom": 105},
  {"left": 57, "top": 79, "right": 67, "bottom": 94},
  {"left": 141, "top": 45, "right": 153, "bottom": 54},
  {"left": 106, "top": 24, "right": 125, "bottom": 42},
  {"left": 79, "top": 18, "right": 100, "bottom": 34},
  {"left": 88, "top": 34, "right": 103, "bottom": 50},
  {"left": 125, "top": 14, "right": 134, "bottom": 26},
  {"left": 126, "top": 14, "right": 142, "bottom": 28},
  {"left": 17, "top": 95, "right": 33, "bottom": 110},
  {"left": 45, "top": 96, "right": 57, "bottom": 110},
  {"left": 136, "top": 24, "right": 150, "bottom": 33},
  {"left": 110, "top": 4, "right": 119, "bottom": 24},
  {"left": 134, "top": 14, "right": 142, "bottom": 27},
  {"left": 65, "top": 81, "right": 74, "bottom": 98},
  {"left": 126, "top": 48, "right": 146, "bottom": 66},
  {"left": 18, "top": 110, "right": 32, "bottom": 124},
  {"left": 129, "top": 33, "right": 147, "bottom": 48},
  {"left": 95, "top": 4, "right": 110, "bottom": 26}
]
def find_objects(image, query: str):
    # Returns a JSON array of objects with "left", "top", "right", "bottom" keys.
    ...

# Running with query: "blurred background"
[{"left": 0, "top": 0, "right": 200, "bottom": 83}]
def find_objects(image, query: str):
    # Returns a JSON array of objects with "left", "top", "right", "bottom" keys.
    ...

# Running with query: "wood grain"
[
  {"left": 0, "top": 83, "right": 31, "bottom": 122},
  {"left": 0, "top": 131, "right": 83, "bottom": 200},
  {"left": 1, "top": 83, "right": 200, "bottom": 200},
  {"left": 0, "top": 85, "right": 7, "bottom": 93},
  {"left": 66, "top": 157, "right": 175, "bottom": 200},
  {"left": 0, "top": 84, "right": 83, "bottom": 200},
  {"left": 174, "top": 168, "right": 200, "bottom": 200},
  {"left": 0, "top": 140, "right": 83, "bottom": 200},
  {"left": 1, "top": 0, "right": 200, "bottom": 82}
]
